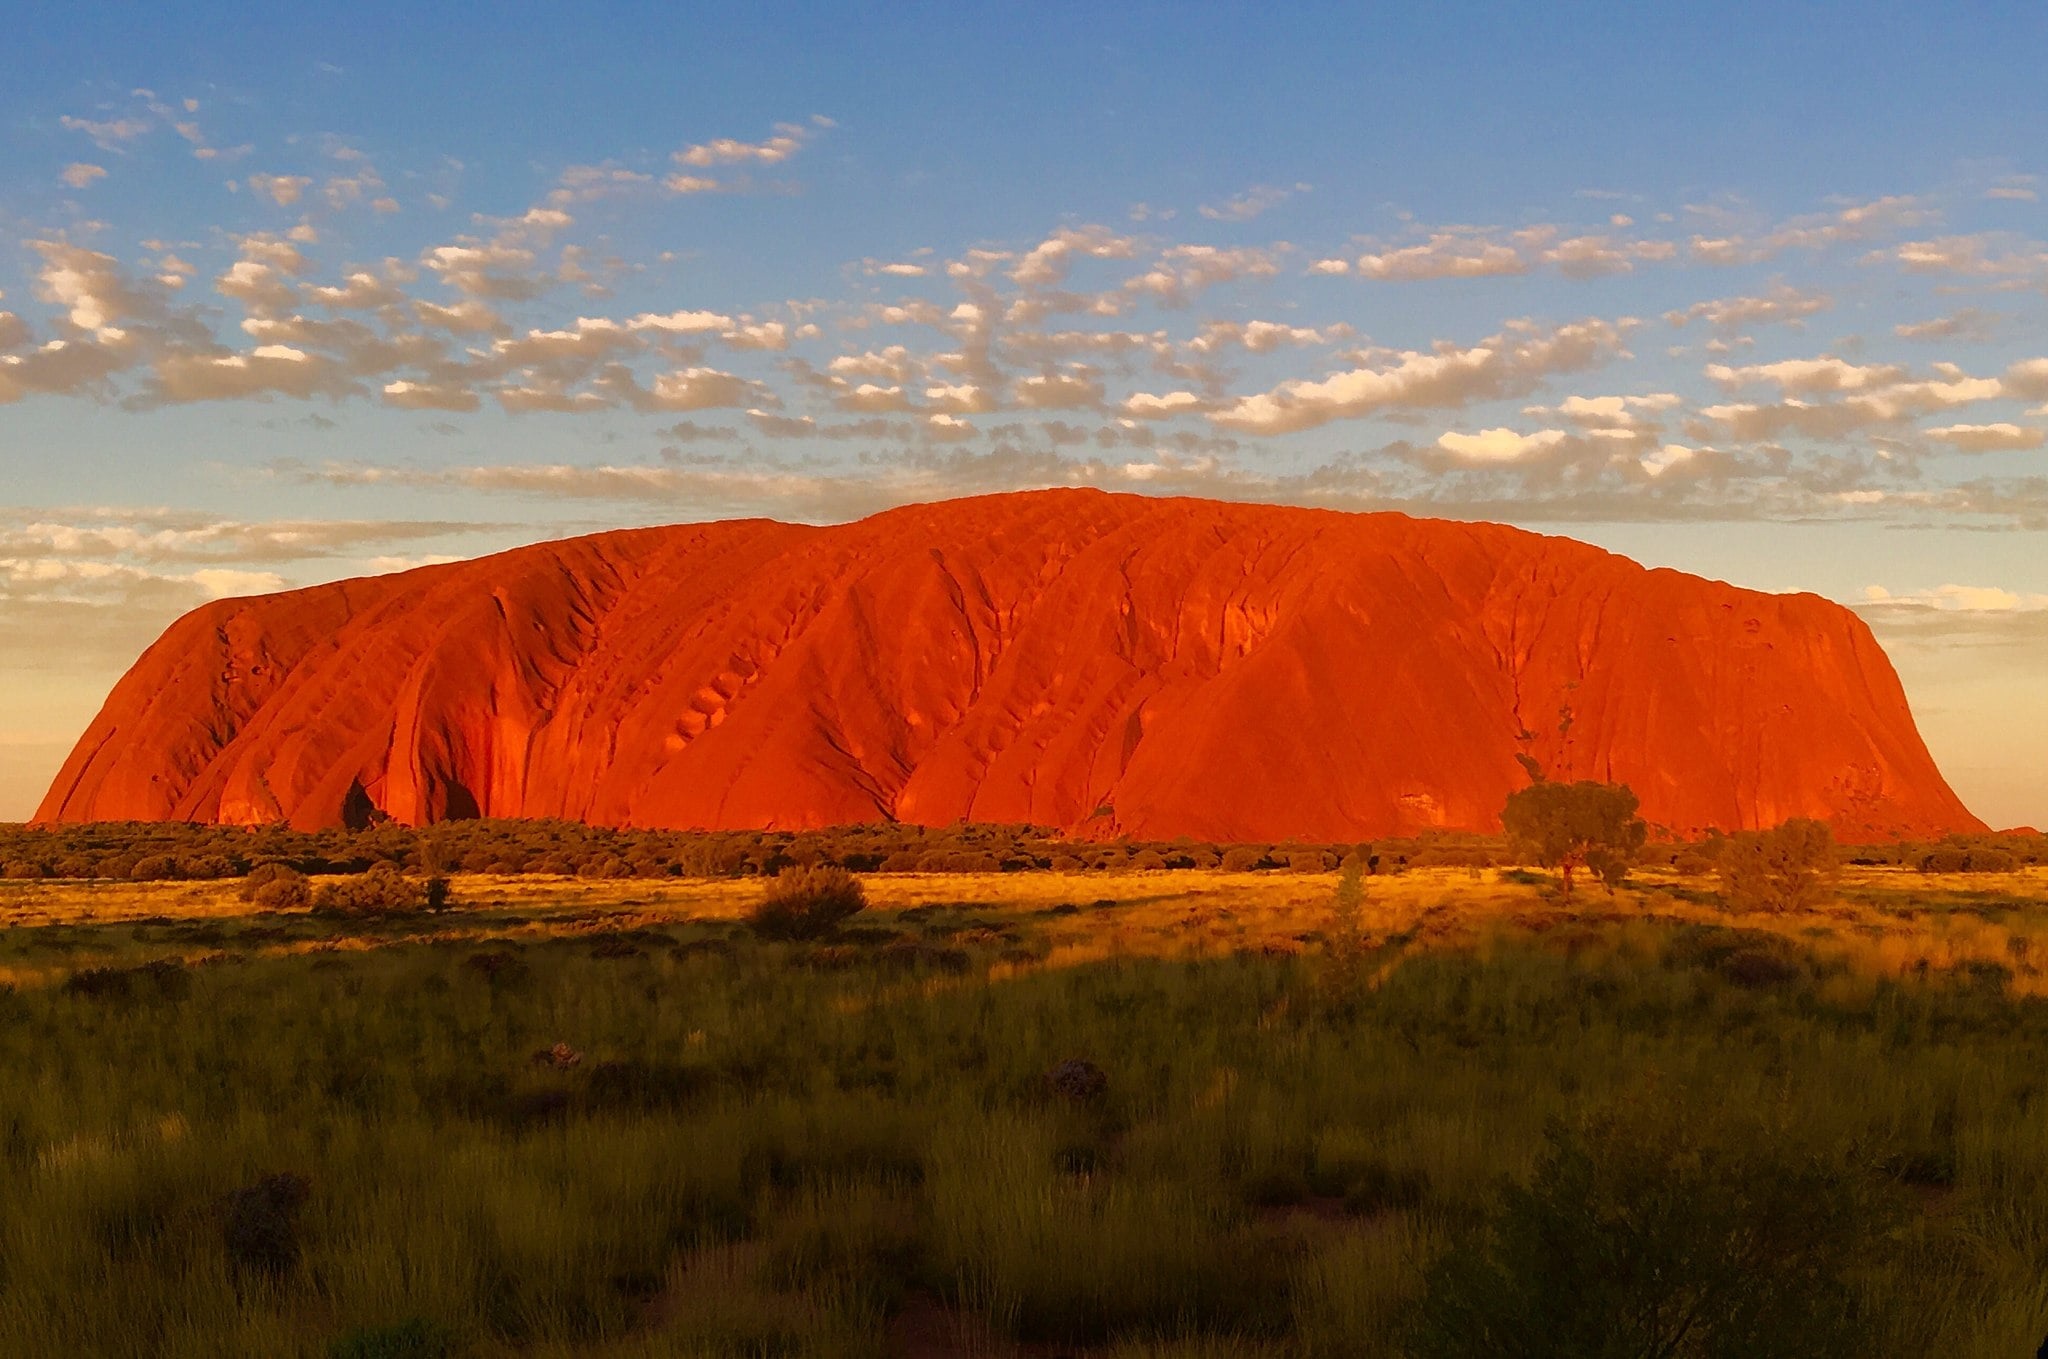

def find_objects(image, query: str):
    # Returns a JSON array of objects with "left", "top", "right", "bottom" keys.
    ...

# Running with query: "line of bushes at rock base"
[{"left": 0, "top": 816, "right": 2040, "bottom": 885}]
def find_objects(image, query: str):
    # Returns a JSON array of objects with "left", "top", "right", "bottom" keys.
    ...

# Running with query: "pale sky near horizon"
[{"left": 2, "top": 3, "right": 2045, "bottom": 827}]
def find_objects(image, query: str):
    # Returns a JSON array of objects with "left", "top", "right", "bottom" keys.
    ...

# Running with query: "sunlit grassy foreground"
[{"left": 2, "top": 866, "right": 2047, "bottom": 1356}]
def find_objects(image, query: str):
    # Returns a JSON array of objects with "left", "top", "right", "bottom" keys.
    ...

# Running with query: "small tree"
[
  {"left": 1501, "top": 780, "right": 1647, "bottom": 901},
  {"left": 1717, "top": 818, "right": 1838, "bottom": 913}
]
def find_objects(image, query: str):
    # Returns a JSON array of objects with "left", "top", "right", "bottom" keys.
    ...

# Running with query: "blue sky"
[{"left": 3, "top": 2, "right": 2046, "bottom": 825}]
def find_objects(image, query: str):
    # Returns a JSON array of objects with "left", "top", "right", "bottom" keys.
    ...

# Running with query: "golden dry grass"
[{"left": 5, "top": 863, "right": 2046, "bottom": 994}]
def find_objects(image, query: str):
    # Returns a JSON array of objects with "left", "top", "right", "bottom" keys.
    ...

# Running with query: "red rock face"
[{"left": 38, "top": 490, "right": 1982, "bottom": 840}]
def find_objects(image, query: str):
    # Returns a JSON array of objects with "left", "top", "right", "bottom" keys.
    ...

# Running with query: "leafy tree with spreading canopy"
[{"left": 1501, "top": 779, "right": 1647, "bottom": 900}]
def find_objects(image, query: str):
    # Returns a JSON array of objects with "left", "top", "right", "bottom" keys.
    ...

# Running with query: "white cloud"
[
  {"left": 247, "top": 173, "right": 312, "bottom": 207},
  {"left": 1863, "top": 584, "right": 2048, "bottom": 613},
  {"left": 1198, "top": 183, "right": 1307, "bottom": 222},
  {"left": 1435, "top": 427, "right": 1568, "bottom": 464},
  {"left": 923, "top": 382, "right": 994, "bottom": 414},
  {"left": 306, "top": 269, "right": 409, "bottom": 310},
  {"left": 60, "top": 114, "right": 151, "bottom": 150},
  {"left": 149, "top": 346, "right": 348, "bottom": 402},
  {"left": 1122, "top": 390, "right": 1206, "bottom": 419},
  {"left": 60, "top": 163, "right": 107, "bottom": 189},
  {"left": 1639, "top": 443, "right": 1697, "bottom": 477},
  {"left": 414, "top": 299, "right": 503, "bottom": 333},
  {"left": 722, "top": 320, "right": 789, "bottom": 351},
  {"left": 1013, "top": 369, "right": 1106, "bottom": 410},
  {"left": 423, "top": 242, "right": 547, "bottom": 300},
  {"left": 629, "top": 309, "right": 735, "bottom": 334},
  {"left": 831, "top": 347, "right": 917, "bottom": 382},
  {"left": 1211, "top": 318, "right": 1631, "bottom": 435},
  {"left": 1012, "top": 226, "right": 1138, "bottom": 288},
  {"left": 1664, "top": 284, "right": 1831, "bottom": 331},
  {"left": 647, "top": 366, "right": 766, "bottom": 411},
  {"left": 1189, "top": 319, "right": 1349, "bottom": 353},
  {"left": 1894, "top": 309, "right": 1997, "bottom": 344},
  {"left": 1705, "top": 356, "right": 1899, "bottom": 395},
  {"left": 382, "top": 379, "right": 480, "bottom": 412},
  {"left": 1355, "top": 233, "right": 1525, "bottom": 281},
  {"left": 1123, "top": 244, "right": 1282, "bottom": 304},
  {"left": 1924, "top": 423, "right": 2045, "bottom": 452},
  {"left": 189, "top": 568, "right": 287, "bottom": 598},
  {"left": 675, "top": 123, "right": 812, "bottom": 168}
]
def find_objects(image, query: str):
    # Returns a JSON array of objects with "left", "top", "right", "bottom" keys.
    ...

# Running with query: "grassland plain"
[{"left": 2, "top": 864, "right": 2047, "bottom": 1356}]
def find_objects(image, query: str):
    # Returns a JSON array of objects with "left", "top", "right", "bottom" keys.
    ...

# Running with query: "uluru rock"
[{"left": 38, "top": 490, "right": 1982, "bottom": 840}]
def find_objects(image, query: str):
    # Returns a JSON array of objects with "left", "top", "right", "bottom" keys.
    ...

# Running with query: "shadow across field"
[{"left": 3, "top": 868, "right": 2048, "bottom": 1355}]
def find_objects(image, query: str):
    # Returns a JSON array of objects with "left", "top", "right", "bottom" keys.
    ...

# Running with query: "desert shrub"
[
  {"left": 312, "top": 862, "right": 425, "bottom": 915},
  {"left": 924, "top": 850, "right": 1003, "bottom": 873},
  {"left": 1, "top": 859, "right": 46, "bottom": 879},
  {"left": 223, "top": 1172, "right": 311, "bottom": 1277},
  {"left": 1718, "top": 946, "right": 1807, "bottom": 989},
  {"left": 328, "top": 1319, "right": 456, "bottom": 1359},
  {"left": 241, "top": 863, "right": 313, "bottom": 909},
  {"left": 1918, "top": 848, "right": 1969, "bottom": 874},
  {"left": 1965, "top": 847, "right": 2018, "bottom": 873},
  {"left": 463, "top": 950, "right": 530, "bottom": 985},
  {"left": 748, "top": 866, "right": 867, "bottom": 940},
  {"left": 60, "top": 959, "right": 188, "bottom": 1004},
  {"left": 129, "top": 854, "right": 179, "bottom": 881},
  {"left": 1129, "top": 849, "right": 1168, "bottom": 870},
  {"left": 1408, "top": 1110, "right": 1898, "bottom": 1358},
  {"left": 1045, "top": 1058, "right": 1109, "bottom": 1104},
  {"left": 1718, "top": 819, "right": 1839, "bottom": 912},
  {"left": 1220, "top": 847, "right": 1267, "bottom": 873}
]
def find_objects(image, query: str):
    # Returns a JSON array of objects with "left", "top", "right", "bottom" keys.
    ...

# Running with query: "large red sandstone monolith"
[{"left": 38, "top": 490, "right": 1982, "bottom": 840}]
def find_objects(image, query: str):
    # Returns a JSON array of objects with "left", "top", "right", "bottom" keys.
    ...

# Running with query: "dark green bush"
[
  {"left": 328, "top": 1319, "right": 456, "bottom": 1359},
  {"left": 1409, "top": 1109, "right": 1898, "bottom": 1359}
]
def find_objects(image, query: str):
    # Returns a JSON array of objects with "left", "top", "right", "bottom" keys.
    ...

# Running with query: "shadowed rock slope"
[{"left": 38, "top": 490, "right": 1982, "bottom": 840}]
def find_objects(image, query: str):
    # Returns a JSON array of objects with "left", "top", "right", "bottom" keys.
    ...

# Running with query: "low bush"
[
  {"left": 1408, "top": 1108, "right": 1899, "bottom": 1358},
  {"left": 241, "top": 862, "right": 312, "bottom": 908},
  {"left": 327, "top": 1319, "right": 457, "bottom": 1359},
  {"left": 311, "top": 863, "right": 451, "bottom": 915},
  {"left": 748, "top": 866, "right": 867, "bottom": 940},
  {"left": 1220, "top": 847, "right": 1266, "bottom": 873},
  {"left": 222, "top": 1172, "right": 312, "bottom": 1277}
]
